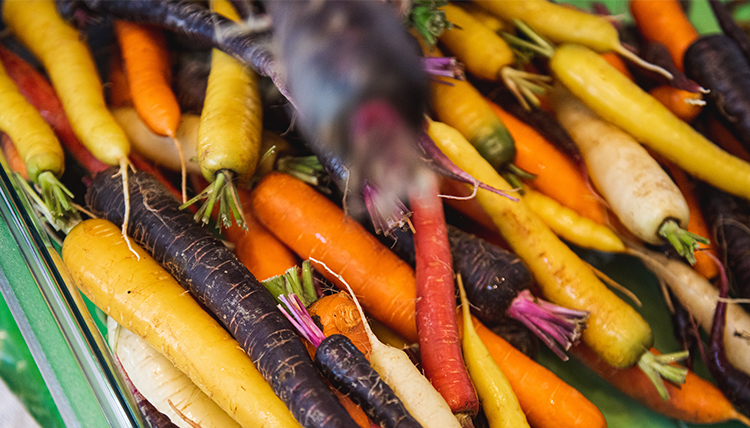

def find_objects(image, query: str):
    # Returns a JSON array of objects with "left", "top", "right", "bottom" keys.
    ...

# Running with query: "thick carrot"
[
  {"left": 630, "top": 0, "right": 699, "bottom": 72},
  {"left": 250, "top": 171, "right": 607, "bottom": 428},
  {"left": 62, "top": 218, "right": 300, "bottom": 428},
  {"left": 488, "top": 100, "right": 607, "bottom": 225},
  {"left": 572, "top": 344, "right": 750, "bottom": 425},
  {"left": 411, "top": 177, "right": 478, "bottom": 421},
  {"left": 85, "top": 168, "right": 360, "bottom": 428},
  {"left": 307, "top": 293, "right": 371, "bottom": 359},
  {"left": 227, "top": 206, "right": 298, "bottom": 282}
]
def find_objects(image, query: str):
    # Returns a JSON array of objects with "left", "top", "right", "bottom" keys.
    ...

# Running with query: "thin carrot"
[
  {"left": 488, "top": 100, "right": 607, "bottom": 225},
  {"left": 709, "top": 115, "right": 750, "bottom": 163},
  {"left": 572, "top": 344, "right": 750, "bottom": 425},
  {"left": 250, "top": 171, "right": 607, "bottom": 428},
  {"left": 0, "top": 133, "right": 28, "bottom": 180},
  {"left": 648, "top": 85, "right": 704, "bottom": 123},
  {"left": 630, "top": 0, "right": 699, "bottom": 72},
  {"left": 411, "top": 177, "right": 478, "bottom": 422},
  {"left": 114, "top": 20, "right": 186, "bottom": 202}
]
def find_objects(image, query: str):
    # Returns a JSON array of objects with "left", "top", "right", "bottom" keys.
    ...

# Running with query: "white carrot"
[
  {"left": 550, "top": 84, "right": 706, "bottom": 263},
  {"left": 108, "top": 318, "right": 241, "bottom": 428},
  {"left": 311, "top": 258, "right": 461, "bottom": 428},
  {"left": 628, "top": 246, "right": 750, "bottom": 376}
]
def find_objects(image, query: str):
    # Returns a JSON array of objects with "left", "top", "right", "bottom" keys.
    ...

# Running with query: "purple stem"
[
  {"left": 416, "top": 132, "right": 519, "bottom": 202},
  {"left": 363, "top": 182, "right": 412, "bottom": 236},
  {"left": 278, "top": 294, "right": 326, "bottom": 348},
  {"left": 506, "top": 290, "right": 590, "bottom": 361},
  {"left": 422, "top": 56, "right": 465, "bottom": 80}
]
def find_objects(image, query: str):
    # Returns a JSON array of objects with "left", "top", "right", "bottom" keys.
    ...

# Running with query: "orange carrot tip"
[{"left": 180, "top": 169, "right": 247, "bottom": 230}]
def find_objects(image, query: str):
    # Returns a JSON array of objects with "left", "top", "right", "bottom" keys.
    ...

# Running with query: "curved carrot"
[
  {"left": 250, "top": 171, "right": 606, "bottom": 428},
  {"left": 488, "top": 100, "right": 607, "bottom": 225},
  {"left": 630, "top": 0, "right": 699, "bottom": 72},
  {"left": 648, "top": 85, "right": 704, "bottom": 123},
  {"left": 572, "top": 344, "right": 750, "bottom": 425}
]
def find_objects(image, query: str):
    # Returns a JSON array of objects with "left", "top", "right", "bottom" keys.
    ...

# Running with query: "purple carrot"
[
  {"left": 709, "top": 0, "right": 750, "bottom": 65},
  {"left": 85, "top": 167, "right": 358, "bottom": 428}
]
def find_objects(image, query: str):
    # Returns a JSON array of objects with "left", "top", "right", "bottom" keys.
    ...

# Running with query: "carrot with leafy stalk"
[
  {"left": 411, "top": 176, "right": 478, "bottom": 424},
  {"left": 507, "top": 20, "right": 750, "bottom": 203},
  {"left": 3, "top": 0, "right": 136, "bottom": 250},
  {"left": 114, "top": 20, "right": 187, "bottom": 202},
  {"left": 478, "top": 0, "right": 671, "bottom": 78},
  {"left": 250, "top": 171, "right": 607, "bottom": 428},
  {"left": 0, "top": 51, "right": 74, "bottom": 219},
  {"left": 180, "top": 0, "right": 262, "bottom": 230},
  {"left": 427, "top": 116, "right": 689, "bottom": 400}
]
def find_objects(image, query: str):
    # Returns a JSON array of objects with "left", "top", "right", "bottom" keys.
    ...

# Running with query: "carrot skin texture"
[
  {"left": 551, "top": 43, "right": 750, "bottom": 202},
  {"left": 572, "top": 344, "right": 748, "bottom": 425},
  {"left": 308, "top": 293, "right": 371, "bottom": 359},
  {"left": 314, "top": 334, "right": 422, "bottom": 428},
  {"left": 685, "top": 35, "right": 750, "bottom": 153},
  {"left": 411, "top": 180, "right": 478, "bottom": 417},
  {"left": 62, "top": 219, "right": 300, "bottom": 428},
  {"left": 84, "top": 168, "right": 358, "bottom": 428},
  {"left": 251, "top": 172, "right": 606, "bottom": 428}
]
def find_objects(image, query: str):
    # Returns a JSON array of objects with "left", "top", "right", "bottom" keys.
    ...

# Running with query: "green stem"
[
  {"left": 300, "top": 261, "right": 318, "bottom": 306},
  {"left": 636, "top": 350, "right": 689, "bottom": 401},
  {"left": 658, "top": 219, "right": 710, "bottom": 265},
  {"left": 500, "top": 67, "right": 552, "bottom": 111},
  {"left": 36, "top": 171, "right": 75, "bottom": 219},
  {"left": 260, "top": 261, "right": 319, "bottom": 307},
  {"left": 276, "top": 155, "right": 331, "bottom": 193},
  {"left": 179, "top": 170, "right": 247, "bottom": 230}
]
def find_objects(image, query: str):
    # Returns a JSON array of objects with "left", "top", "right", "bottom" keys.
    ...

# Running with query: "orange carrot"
[
  {"left": 0, "top": 133, "right": 28, "bottom": 180},
  {"left": 648, "top": 85, "right": 704, "bottom": 123},
  {"left": 307, "top": 293, "right": 371, "bottom": 359},
  {"left": 488, "top": 100, "right": 607, "bottom": 225},
  {"left": 658, "top": 157, "right": 720, "bottom": 280},
  {"left": 572, "top": 344, "right": 750, "bottom": 425},
  {"left": 114, "top": 20, "right": 186, "bottom": 201},
  {"left": 630, "top": 0, "right": 699, "bottom": 72},
  {"left": 600, "top": 52, "right": 633, "bottom": 80},
  {"left": 228, "top": 207, "right": 299, "bottom": 281},
  {"left": 250, "top": 171, "right": 607, "bottom": 428}
]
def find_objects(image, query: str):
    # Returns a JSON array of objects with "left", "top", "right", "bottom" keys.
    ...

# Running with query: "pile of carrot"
[{"left": 4, "top": 1, "right": 750, "bottom": 428}]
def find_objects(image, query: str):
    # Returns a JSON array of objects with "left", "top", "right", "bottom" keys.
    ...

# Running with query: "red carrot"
[
  {"left": 0, "top": 44, "right": 109, "bottom": 174},
  {"left": 411, "top": 177, "right": 478, "bottom": 424}
]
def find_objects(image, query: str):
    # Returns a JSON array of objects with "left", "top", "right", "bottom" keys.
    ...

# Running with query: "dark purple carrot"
[
  {"left": 278, "top": 293, "right": 423, "bottom": 428},
  {"left": 685, "top": 34, "right": 750, "bottom": 153},
  {"left": 85, "top": 167, "right": 358, "bottom": 428},
  {"left": 266, "top": 0, "right": 430, "bottom": 218},
  {"left": 704, "top": 251, "right": 750, "bottom": 417},
  {"left": 699, "top": 181, "right": 750, "bottom": 299},
  {"left": 709, "top": 0, "right": 750, "bottom": 64},
  {"left": 381, "top": 224, "right": 588, "bottom": 360},
  {"left": 642, "top": 42, "right": 705, "bottom": 93},
  {"left": 668, "top": 288, "right": 697, "bottom": 370}
]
